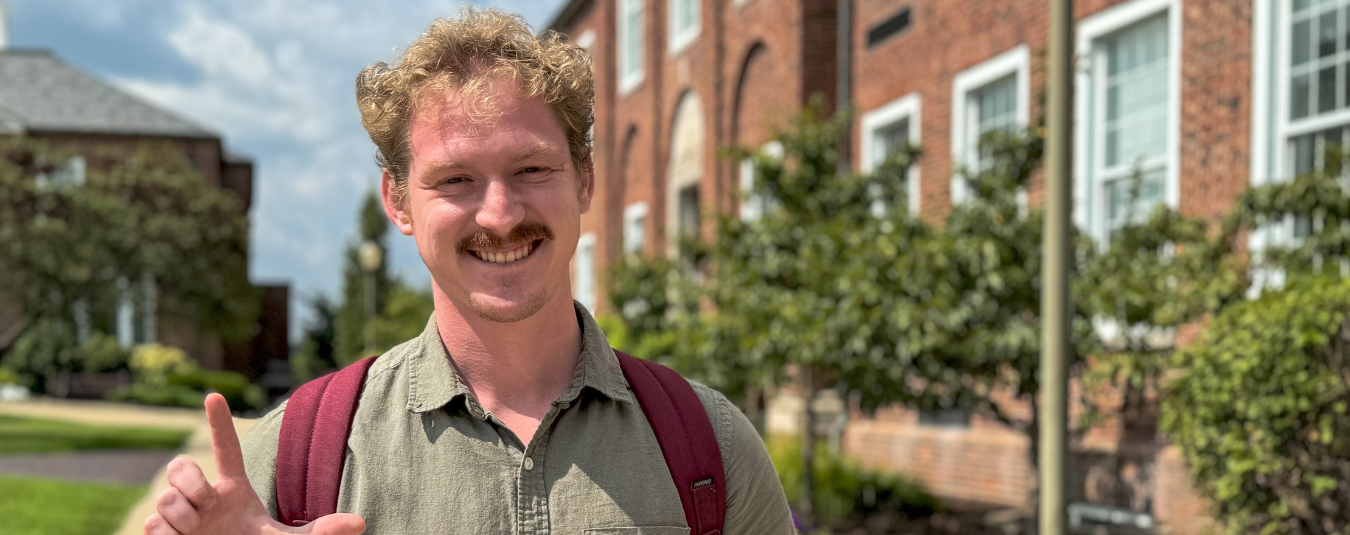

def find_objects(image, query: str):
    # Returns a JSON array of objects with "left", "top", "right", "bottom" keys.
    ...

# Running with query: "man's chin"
[{"left": 465, "top": 290, "right": 551, "bottom": 324}]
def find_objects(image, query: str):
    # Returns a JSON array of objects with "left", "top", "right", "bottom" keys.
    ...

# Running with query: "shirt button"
[{"left": 524, "top": 457, "right": 534, "bottom": 471}]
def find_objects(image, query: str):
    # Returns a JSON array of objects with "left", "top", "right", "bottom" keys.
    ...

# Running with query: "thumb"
[{"left": 298, "top": 513, "right": 366, "bottom": 535}]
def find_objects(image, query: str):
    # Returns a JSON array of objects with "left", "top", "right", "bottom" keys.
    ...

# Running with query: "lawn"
[
  {"left": 0, "top": 474, "right": 147, "bottom": 535},
  {"left": 0, "top": 414, "right": 190, "bottom": 453}
]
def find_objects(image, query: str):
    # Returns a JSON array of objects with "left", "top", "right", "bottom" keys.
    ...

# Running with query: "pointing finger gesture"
[{"left": 145, "top": 393, "right": 366, "bottom": 535}]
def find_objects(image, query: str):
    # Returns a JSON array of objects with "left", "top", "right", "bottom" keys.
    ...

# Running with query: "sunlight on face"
[{"left": 397, "top": 82, "right": 592, "bottom": 323}]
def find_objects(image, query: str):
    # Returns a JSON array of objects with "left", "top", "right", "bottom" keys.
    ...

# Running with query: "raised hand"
[{"left": 144, "top": 393, "right": 366, "bottom": 535}]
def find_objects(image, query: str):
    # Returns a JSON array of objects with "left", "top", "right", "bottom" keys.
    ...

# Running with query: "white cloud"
[{"left": 102, "top": 0, "right": 566, "bottom": 339}]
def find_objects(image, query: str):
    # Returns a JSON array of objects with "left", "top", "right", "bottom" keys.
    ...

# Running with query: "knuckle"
[
  {"left": 156, "top": 488, "right": 180, "bottom": 509},
  {"left": 166, "top": 457, "right": 196, "bottom": 477},
  {"left": 143, "top": 514, "right": 166, "bottom": 533}
]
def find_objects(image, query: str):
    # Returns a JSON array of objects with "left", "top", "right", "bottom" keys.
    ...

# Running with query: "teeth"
[{"left": 476, "top": 242, "right": 535, "bottom": 264}]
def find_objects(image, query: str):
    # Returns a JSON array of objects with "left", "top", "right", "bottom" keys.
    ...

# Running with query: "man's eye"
[
  {"left": 519, "top": 166, "right": 546, "bottom": 175},
  {"left": 439, "top": 176, "right": 469, "bottom": 186}
]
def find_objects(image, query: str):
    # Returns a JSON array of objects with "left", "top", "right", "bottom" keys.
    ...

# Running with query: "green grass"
[
  {"left": 0, "top": 474, "right": 147, "bottom": 535},
  {"left": 0, "top": 414, "right": 190, "bottom": 453}
]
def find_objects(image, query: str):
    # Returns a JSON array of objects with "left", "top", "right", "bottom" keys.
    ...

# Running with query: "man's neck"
[{"left": 430, "top": 286, "right": 583, "bottom": 441}]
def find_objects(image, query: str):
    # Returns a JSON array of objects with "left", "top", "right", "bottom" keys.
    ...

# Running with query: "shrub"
[
  {"left": 106, "top": 383, "right": 204, "bottom": 409},
  {"left": 765, "top": 435, "right": 937, "bottom": 523},
  {"left": 167, "top": 369, "right": 265, "bottom": 412},
  {"left": 1, "top": 322, "right": 132, "bottom": 392},
  {"left": 1162, "top": 276, "right": 1350, "bottom": 535},
  {"left": 128, "top": 344, "right": 194, "bottom": 386}
]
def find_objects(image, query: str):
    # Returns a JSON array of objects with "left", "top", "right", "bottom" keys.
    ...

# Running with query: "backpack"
[{"left": 275, "top": 349, "right": 726, "bottom": 535}]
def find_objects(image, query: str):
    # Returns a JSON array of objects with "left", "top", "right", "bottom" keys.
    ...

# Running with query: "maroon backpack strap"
[
  {"left": 275, "top": 356, "right": 380, "bottom": 526},
  {"left": 614, "top": 349, "right": 726, "bottom": 535}
]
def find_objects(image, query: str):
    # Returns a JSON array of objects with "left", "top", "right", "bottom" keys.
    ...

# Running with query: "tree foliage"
[
  {"left": 607, "top": 99, "right": 1100, "bottom": 445},
  {"left": 1159, "top": 153, "right": 1350, "bottom": 535},
  {"left": 294, "top": 191, "right": 434, "bottom": 373},
  {"left": 1162, "top": 276, "right": 1350, "bottom": 535},
  {"left": 0, "top": 137, "right": 257, "bottom": 387}
]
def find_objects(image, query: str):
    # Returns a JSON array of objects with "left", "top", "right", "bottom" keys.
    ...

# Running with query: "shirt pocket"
[{"left": 583, "top": 528, "right": 690, "bottom": 535}]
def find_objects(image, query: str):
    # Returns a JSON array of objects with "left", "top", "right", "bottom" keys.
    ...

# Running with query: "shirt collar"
[{"left": 405, "top": 302, "right": 633, "bottom": 415}]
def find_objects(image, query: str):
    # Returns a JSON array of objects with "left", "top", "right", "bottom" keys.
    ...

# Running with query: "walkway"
[{"left": 0, "top": 398, "right": 256, "bottom": 535}]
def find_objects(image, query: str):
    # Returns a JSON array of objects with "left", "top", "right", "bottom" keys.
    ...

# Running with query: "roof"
[
  {"left": 0, "top": 49, "right": 215, "bottom": 138},
  {"left": 545, "top": 0, "right": 592, "bottom": 33}
]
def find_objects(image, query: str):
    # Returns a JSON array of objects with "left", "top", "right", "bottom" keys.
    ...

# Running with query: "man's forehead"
[{"left": 407, "top": 90, "right": 568, "bottom": 170}]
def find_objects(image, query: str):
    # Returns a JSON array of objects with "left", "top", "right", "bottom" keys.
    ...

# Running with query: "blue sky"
[{"left": 6, "top": 0, "right": 568, "bottom": 340}]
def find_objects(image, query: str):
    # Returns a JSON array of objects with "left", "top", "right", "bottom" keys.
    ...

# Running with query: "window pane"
[
  {"left": 1105, "top": 170, "right": 1166, "bottom": 233},
  {"left": 1296, "top": 0, "right": 1311, "bottom": 13},
  {"left": 1294, "top": 19, "right": 1312, "bottom": 66},
  {"left": 622, "top": 0, "right": 644, "bottom": 79},
  {"left": 1293, "top": 73, "right": 1313, "bottom": 119},
  {"left": 875, "top": 118, "right": 908, "bottom": 167},
  {"left": 969, "top": 75, "right": 1018, "bottom": 172},
  {"left": 1102, "top": 14, "right": 1169, "bottom": 168},
  {"left": 1320, "top": 65, "right": 1338, "bottom": 113},
  {"left": 678, "top": 185, "right": 700, "bottom": 237},
  {"left": 1319, "top": 10, "right": 1338, "bottom": 58},
  {"left": 576, "top": 241, "right": 595, "bottom": 310}
]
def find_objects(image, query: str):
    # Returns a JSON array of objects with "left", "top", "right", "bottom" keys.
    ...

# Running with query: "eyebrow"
[{"left": 416, "top": 143, "right": 565, "bottom": 179}]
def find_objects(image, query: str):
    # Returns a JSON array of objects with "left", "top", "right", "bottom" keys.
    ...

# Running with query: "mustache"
[{"left": 456, "top": 222, "right": 555, "bottom": 253}]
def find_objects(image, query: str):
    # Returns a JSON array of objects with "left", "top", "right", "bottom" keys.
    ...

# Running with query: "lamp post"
[
  {"left": 1041, "top": 0, "right": 1073, "bottom": 533},
  {"left": 358, "top": 240, "right": 383, "bottom": 355}
]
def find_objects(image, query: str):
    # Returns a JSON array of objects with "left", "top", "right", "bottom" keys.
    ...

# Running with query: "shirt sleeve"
[
  {"left": 239, "top": 399, "right": 287, "bottom": 520},
  {"left": 692, "top": 384, "right": 797, "bottom": 535}
]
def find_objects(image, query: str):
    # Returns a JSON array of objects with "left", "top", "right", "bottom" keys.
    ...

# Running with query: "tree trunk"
[
  {"left": 801, "top": 365, "right": 816, "bottom": 524},
  {"left": 1026, "top": 393, "right": 1041, "bottom": 535}
]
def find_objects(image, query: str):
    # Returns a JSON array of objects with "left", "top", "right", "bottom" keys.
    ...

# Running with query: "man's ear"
[
  {"left": 381, "top": 169, "right": 414, "bottom": 236},
  {"left": 577, "top": 156, "right": 595, "bottom": 215}
]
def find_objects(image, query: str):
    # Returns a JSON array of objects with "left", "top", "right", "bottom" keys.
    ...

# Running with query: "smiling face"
[{"left": 385, "top": 81, "right": 592, "bottom": 324}]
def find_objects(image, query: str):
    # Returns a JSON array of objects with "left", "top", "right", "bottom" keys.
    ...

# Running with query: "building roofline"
[
  {"left": 545, "top": 0, "right": 592, "bottom": 33},
  {"left": 0, "top": 48, "right": 53, "bottom": 56}
]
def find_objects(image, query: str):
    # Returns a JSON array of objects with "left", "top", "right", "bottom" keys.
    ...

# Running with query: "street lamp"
[{"left": 358, "top": 240, "right": 383, "bottom": 355}]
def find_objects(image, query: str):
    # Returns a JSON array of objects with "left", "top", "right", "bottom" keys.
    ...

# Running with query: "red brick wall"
[
  {"left": 562, "top": 0, "right": 826, "bottom": 313},
  {"left": 558, "top": 0, "right": 1249, "bottom": 531},
  {"left": 843, "top": 406, "right": 1035, "bottom": 509}
]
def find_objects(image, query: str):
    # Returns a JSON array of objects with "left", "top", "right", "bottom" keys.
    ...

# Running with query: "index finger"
[{"left": 205, "top": 393, "right": 247, "bottom": 479}]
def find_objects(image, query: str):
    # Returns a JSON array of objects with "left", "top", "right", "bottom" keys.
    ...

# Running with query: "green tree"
[
  {"left": 0, "top": 137, "right": 257, "bottom": 390},
  {"left": 289, "top": 295, "right": 338, "bottom": 383},
  {"left": 328, "top": 191, "right": 434, "bottom": 368},
  {"left": 1162, "top": 276, "right": 1350, "bottom": 535},
  {"left": 607, "top": 100, "right": 1097, "bottom": 522},
  {"left": 333, "top": 192, "right": 396, "bottom": 366},
  {"left": 1160, "top": 150, "right": 1350, "bottom": 535}
]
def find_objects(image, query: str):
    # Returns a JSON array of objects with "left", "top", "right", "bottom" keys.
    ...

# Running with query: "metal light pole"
[
  {"left": 358, "top": 240, "right": 383, "bottom": 355},
  {"left": 1040, "top": 0, "right": 1073, "bottom": 534}
]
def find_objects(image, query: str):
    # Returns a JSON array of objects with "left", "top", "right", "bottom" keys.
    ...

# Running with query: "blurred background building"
[
  {"left": 548, "top": 0, "right": 1278, "bottom": 532},
  {"left": 0, "top": 33, "right": 289, "bottom": 388}
]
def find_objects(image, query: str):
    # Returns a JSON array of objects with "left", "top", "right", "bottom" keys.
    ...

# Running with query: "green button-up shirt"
[{"left": 241, "top": 304, "right": 795, "bottom": 534}]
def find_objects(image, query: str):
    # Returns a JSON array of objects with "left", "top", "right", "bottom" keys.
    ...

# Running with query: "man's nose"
[{"left": 475, "top": 179, "right": 524, "bottom": 236}]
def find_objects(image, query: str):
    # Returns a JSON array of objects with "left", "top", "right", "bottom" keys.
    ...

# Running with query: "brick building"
[
  {"left": 0, "top": 45, "right": 289, "bottom": 385},
  {"left": 549, "top": 0, "right": 1306, "bottom": 532}
]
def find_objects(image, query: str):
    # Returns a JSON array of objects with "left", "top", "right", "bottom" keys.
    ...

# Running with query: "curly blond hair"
[{"left": 356, "top": 8, "right": 594, "bottom": 206}]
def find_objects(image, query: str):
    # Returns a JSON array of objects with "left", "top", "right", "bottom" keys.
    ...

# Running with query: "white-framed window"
[
  {"left": 669, "top": 0, "right": 700, "bottom": 55},
  {"left": 574, "top": 232, "right": 597, "bottom": 311},
  {"left": 623, "top": 202, "right": 649, "bottom": 254},
  {"left": 739, "top": 141, "right": 783, "bottom": 221},
  {"left": 950, "top": 45, "right": 1030, "bottom": 205},
  {"left": 36, "top": 156, "right": 86, "bottom": 190},
  {"left": 861, "top": 92, "right": 922, "bottom": 214},
  {"left": 1252, "top": 0, "right": 1350, "bottom": 252},
  {"left": 618, "top": 0, "right": 645, "bottom": 94},
  {"left": 1074, "top": 0, "right": 1181, "bottom": 244},
  {"left": 114, "top": 274, "right": 157, "bottom": 348}
]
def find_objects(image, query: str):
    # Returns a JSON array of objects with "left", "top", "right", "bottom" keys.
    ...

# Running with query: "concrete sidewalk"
[{"left": 0, "top": 398, "right": 256, "bottom": 535}]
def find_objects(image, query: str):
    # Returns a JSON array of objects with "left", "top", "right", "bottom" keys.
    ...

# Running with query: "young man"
[{"left": 143, "top": 9, "right": 794, "bottom": 535}]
